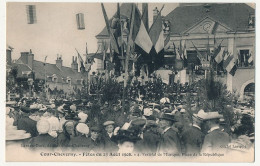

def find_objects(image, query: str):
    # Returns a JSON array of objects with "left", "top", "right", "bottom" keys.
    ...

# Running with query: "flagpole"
[{"left": 123, "top": 3, "right": 135, "bottom": 110}]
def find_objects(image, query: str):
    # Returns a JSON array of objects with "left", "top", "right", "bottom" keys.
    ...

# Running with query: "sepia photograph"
[{"left": 4, "top": 1, "right": 255, "bottom": 162}]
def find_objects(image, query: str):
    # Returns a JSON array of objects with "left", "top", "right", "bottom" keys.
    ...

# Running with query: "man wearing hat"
[
  {"left": 157, "top": 113, "right": 181, "bottom": 154},
  {"left": 101, "top": 121, "right": 118, "bottom": 152},
  {"left": 201, "top": 111, "right": 230, "bottom": 153},
  {"left": 85, "top": 126, "right": 104, "bottom": 152},
  {"left": 181, "top": 112, "right": 205, "bottom": 154}
]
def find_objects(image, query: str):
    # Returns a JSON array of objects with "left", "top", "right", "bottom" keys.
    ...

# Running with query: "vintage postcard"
[{"left": 5, "top": 2, "right": 255, "bottom": 162}]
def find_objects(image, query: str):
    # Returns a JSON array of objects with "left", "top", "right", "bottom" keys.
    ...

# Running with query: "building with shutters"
[
  {"left": 96, "top": 3, "right": 255, "bottom": 99},
  {"left": 7, "top": 49, "right": 86, "bottom": 98}
]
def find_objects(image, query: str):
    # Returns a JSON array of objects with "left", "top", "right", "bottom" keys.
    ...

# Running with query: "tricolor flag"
[
  {"left": 214, "top": 47, "right": 225, "bottom": 64},
  {"left": 76, "top": 49, "right": 85, "bottom": 73},
  {"left": 101, "top": 3, "right": 120, "bottom": 54},
  {"left": 132, "top": 5, "right": 153, "bottom": 54},
  {"left": 223, "top": 52, "right": 238, "bottom": 76},
  {"left": 148, "top": 6, "right": 164, "bottom": 54},
  {"left": 191, "top": 41, "right": 204, "bottom": 62}
]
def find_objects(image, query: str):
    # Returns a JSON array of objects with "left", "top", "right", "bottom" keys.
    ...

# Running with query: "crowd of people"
[{"left": 6, "top": 94, "right": 254, "bottom": 155}]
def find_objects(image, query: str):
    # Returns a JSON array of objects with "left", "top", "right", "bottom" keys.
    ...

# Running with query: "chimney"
[
  {"left": 20, "top": 50, "right": 34, "bottom": 69},
  {"left": 71, "top": 56, "right": 78, "bottom": 72},
  {"left": 142, "top": 3, "right": 149, "bottom": 30},
  {"left": 6, "top": 49, "right": 12, "bottom": 65},
  {"left": 153, "top": 7, "right": 159, "bottom": 23},
  {"left": 56, "top": 54, "right": 63, "bottom": 70}
]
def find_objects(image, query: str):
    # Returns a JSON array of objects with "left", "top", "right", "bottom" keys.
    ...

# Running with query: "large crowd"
[{"left": 6, "top": 94, "right": 254, "bottom": 155}]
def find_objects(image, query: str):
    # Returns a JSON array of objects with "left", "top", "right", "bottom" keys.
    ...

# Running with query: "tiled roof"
[
  {"left": 96, "top": 3, "right": 254, "bottom": 37},
  {"left": 33, "top": 60, "right": 84, "bottom": 84},
  {"left": 13, "top": 60, "right": 85, "bottom": 85},
  {"left": 165, "top": 3, "right": 254, "bottom": 34}
]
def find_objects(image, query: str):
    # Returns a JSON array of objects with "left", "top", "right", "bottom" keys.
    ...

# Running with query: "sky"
[{"left": 6, "top": 2, "right": 178, "bottom": 67}]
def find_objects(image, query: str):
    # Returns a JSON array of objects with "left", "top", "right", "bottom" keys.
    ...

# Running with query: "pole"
[{"left": 123, "top": 4, "right": 135, "bottom": 111}]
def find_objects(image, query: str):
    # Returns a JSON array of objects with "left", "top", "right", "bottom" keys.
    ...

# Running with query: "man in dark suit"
[
  {"left": 181, "top": 113, "right": 205, "bottom": 154},
  {"left": 101, "top": 121, "right": 118, "bottom": 152},
  {"left": 201, "top": 111, "right": 230, "bottom": 153},
  {"left": 85, "top": 127, "right": 104, "bottom": 153},
  {"left": 157, "top": 113, "right": 181, "bottom": 154}
]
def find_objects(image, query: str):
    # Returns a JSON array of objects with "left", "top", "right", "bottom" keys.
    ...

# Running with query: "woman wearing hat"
[
  {"left": 67, "top": 123, "right": 90, "bottom": 151},
  {"left": 57, "top": 120, "right": 78, "bottom": 149},
  {"left": 28, "top": 119, "right": 58, "bottom": 151},
  {"left": 113, "top": 129, "right": 140, "bottom": 153}
]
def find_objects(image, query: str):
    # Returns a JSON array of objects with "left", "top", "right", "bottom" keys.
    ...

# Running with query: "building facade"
[{"left": 96, "top": 3, "right": 255, "bottom": 99}]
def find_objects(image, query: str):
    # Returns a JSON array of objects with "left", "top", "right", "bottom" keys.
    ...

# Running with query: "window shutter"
[
  {"left": 76, "top": 13, "right": 85, "bottom": 30},
  {"left": 26, "top": 5, "right": 37, "bottom": 24}
]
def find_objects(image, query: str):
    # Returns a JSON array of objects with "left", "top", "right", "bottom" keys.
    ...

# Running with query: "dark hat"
[
  {"left": 131, "top": 118, "right": 146, "bottom": 126},
  {"left": 159, "top": 113, "right": 176, "bottom": 122},
  {"left": 114, "top": 129, "right": 140, "bottom": 143},
  {"left": 65, "top": 111, "right": 80, "bottom": 121},
  {"left": 146, "top": 120, "right": 158, "bottom": 128},
  {"left": 20, "top": 106, "right": 31, "bottom": 114},
  {"left": 90, "top": 126, "right": 101, "bottom": 132}
]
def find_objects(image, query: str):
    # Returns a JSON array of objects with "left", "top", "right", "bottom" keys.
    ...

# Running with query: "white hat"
[
  {"left": 78, "top": 112, "right": 88, "bottom": 123},
  {"left": 194, "top": 110, "right": 223, "bottom": 120},
  {"left": 143, "top": 108, "right": 153, "bottom": 116},
  {"left": 76, "top": 123, "right": 89, "bottom": 135},
  {"left": 37, "top": 120, "right": 50, "bottom": 134},
  {"left": 50, "top": 104, "right": 56, "bottom": 109},
  {"left": 180, "top": 108, "right": 186, "bottom": 113},
  {"left": 70, "top": 104, "right": 77, "bottom": 111}
]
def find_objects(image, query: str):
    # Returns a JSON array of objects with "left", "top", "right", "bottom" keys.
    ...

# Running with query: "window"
[
  {"left": 238, "top": 49, "right": 252, "bottom": 67},
  {"left": 67, "top": 77, "right": 71, "bottom": 85},
  {"left": 76, "top": 13, "right": 85, "bottom": 30},
  {"left": 26, "top": 5, "right": 37, "bottom": 24},
  {"left": 52, "top": 74, "right": 58, "bottom": 83}
]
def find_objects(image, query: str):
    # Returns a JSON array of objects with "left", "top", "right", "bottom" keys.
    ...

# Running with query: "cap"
[{"left": 103, "top": 121, "right": 115, "bottom": 126}]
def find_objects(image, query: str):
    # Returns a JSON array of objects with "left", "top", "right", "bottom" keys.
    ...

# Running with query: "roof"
[
  {"left": 96, "top": 3, "right": 133, "bottom": 38},
  {"left": 96, "top": 3, "right": 254, "bottom": 37},
  {"left": 165, "top": 3, "right": 254, "bottom": 34},
  {"left": 33, "top": 60, "right": 84, "bottom": 84},
  {"left": 13, "top": 60, "right": 85, "bottom": 85}
]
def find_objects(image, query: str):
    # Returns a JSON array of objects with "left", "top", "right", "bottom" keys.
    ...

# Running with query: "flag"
[
  {"left": 223, "top": 52, "right": 233, "bottom": 69},
  {"left": 206, "top": 36, "right": 210, "bottom": 61},
  {"left": 248, "top": 53, "right": 253, "bottom": 64},
  {"left": 229, "top": 61, "right": 237, "bottom": 76},
  {"left": 225, "top": 55, "right": 236, "bottom": 72},
  {"left": 191, "top": 41, "right": 204, "bottom": 62},
  {"left": 131, "top": 5, "right": 153, "bottom": 54},
  {"left": 76, "top": 49, "right": 85, "bottom": 73},
  {"left": 179, "top": 40, "right": 183, "bottom": 58},
  {"left": 101, "top": 3, "right": 119, "bottom": 54},
  {"left": 86, "top": 42, "right": 88, "bottom": 55},
  {"left": 141, "top": 3, "right": 149, "bottom": 31},
  {"left": 214, "top": 47, "right": 225, "bottom": 64},
  {"left": 148, "top": 5, "right": 164, "bottom": 54}
]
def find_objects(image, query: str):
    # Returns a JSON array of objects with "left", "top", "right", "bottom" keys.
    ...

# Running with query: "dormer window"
[
  {"left": 52, "top": 74, "right": 58, "bottom": 83},
  {"left": 67, "top": 77, "right": 71, "bottom": 85}
]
